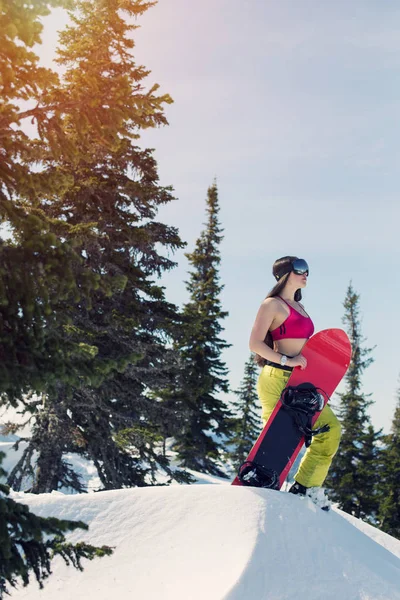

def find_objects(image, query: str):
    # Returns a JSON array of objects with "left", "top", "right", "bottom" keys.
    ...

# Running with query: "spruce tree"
[
  {"left": 0, "top": 0, "right": 106, "bottom": 401},
  {"left": 226, "top": 354, "right": 262, "bottom": 469},
  {"left": 355, "top": 424, "right": 382, "bottom": 520},
  {"left": 325, "top": 283, "right": 379, "bottom": 519},
  {"left": 172, "top": 182, "right": 230, "bottom": 476},
  {"left": 0, "top": 452, "right": 112, "bottom": 598},
  {"left": 376, "top": 385, "right": 400, "bottom": 539},
  {"left": 3, "top": 0, "right": 188, "bottom": 492}
]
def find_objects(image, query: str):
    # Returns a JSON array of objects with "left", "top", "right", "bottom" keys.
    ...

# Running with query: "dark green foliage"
[
  {"left": 376, "top": 388, "right": 400, "bottom": 539},
  {"left": 0, "top": 452, "right": 112, "bottom": 598},
  {"left": 2, "top": 0, "right": 189, "bottom": 492},
  {"left": 325, "top": 283, "right": 380, "bottom": 519},
  {"left": 0, "top": 210, "right": 106, "bottom": 402},
  {"left": 354, "top": 424, "right": 382, "bottom": 520},
  {"left": 226, "top": 354, "right": 262, "bottom": 469},
  {"left": 0, "top": 0, "right": 107, "bottom": 401},
  {"left": 171, "top": 182, "right": 231, "bottom": 476}
]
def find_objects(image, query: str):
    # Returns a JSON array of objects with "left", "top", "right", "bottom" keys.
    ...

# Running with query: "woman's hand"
[{"left": 287, "top": 354, "right": 307, "bottom": 370}]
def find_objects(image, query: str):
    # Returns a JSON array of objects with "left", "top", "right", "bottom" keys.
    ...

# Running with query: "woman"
[{"left": 249, "top": 256, "right": 341, "bottom": 496}]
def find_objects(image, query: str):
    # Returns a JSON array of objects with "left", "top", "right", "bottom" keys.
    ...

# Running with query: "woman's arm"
[
  {"left": 249, "top": 298, "right": 284, "bottom": 363},
  {"left": 249, "top": 298, "right": 307, "bottom": 369}
]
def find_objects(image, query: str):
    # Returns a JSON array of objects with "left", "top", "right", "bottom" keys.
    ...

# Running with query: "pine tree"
[
  {"left": 376, "top": 385, "right": 400, "bottom": 539},
  {"left": 3, "top": 0, "right": 188, "bottom": 492},
  {"left": 0, "top": 452, "right": 112, "bottom": 598},
  {"left": 0, "top": 0, "right": 106, "bottom": 401},
  {"left": 172, "top": 182, "right": 231, "bottom": 476},
  {"left": 226, "top": 354, "right": 262, "bottom": 469},
  {"left": 325, "top": 283, "right": 379, "bottom": 519},
  {"left": 355, "top": 424, "right": 382, "bottom": 520}
]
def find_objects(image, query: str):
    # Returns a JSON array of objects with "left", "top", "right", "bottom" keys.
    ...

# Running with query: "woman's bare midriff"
[{"left": 274, "top": 338, "right": 308, "bottom": 358}]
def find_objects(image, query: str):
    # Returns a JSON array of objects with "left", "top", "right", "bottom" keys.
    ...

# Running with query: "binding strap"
[
  {"left": 237, "top": 461, "right": 280, "bottom": 490},
  {"left": 280, "top": 382, "right": 330, "bottom": 447}
]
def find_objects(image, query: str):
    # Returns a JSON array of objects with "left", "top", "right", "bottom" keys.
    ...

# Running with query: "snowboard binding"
[
  {"left": 280, "top": 382, "right": 330, "bottom": 447},
  {"left": 237, "top": 460, "right": 280, "bottom": 490}
]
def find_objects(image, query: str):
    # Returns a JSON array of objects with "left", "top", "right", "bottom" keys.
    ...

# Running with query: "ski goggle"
[
  {"left": 274, "top": 258, "right": 309, "bottom": 280},
  {"left": 292, "top": 258, "right": 309, "bottom": 276}
]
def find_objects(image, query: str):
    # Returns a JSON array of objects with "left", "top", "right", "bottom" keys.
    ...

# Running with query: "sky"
[{"left": 38, "top": 0, "right": 400, "bottom": 433}]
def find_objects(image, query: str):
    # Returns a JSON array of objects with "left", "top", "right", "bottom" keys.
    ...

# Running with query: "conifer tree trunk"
[
  {"left": 31, "top": 393, "right": 70, "bottom": 494},
  {"left": 32, "top": 416, "right": 66, "bottom": 494}
]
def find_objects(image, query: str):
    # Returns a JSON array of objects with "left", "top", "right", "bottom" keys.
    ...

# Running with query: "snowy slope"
[{"left": 8, "top": 484, "right": 400, "bottom": 600}]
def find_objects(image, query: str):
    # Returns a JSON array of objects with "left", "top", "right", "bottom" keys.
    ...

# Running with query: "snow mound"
[{"left": 9, "top": 484, "right": 400, "bottom": 600}]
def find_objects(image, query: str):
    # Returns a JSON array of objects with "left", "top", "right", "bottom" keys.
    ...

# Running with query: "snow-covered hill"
[{"left": 8, "top": 483, "right": 400, "bottom": 600}]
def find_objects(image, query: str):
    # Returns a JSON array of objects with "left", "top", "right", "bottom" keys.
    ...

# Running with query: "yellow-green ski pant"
[{"left": 257, "top": 365, "right": 341, "bottom": 488}]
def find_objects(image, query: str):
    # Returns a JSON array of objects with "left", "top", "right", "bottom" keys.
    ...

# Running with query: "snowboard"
[{"left": 232, "top": 328, "right": 352, "bottom": 489}]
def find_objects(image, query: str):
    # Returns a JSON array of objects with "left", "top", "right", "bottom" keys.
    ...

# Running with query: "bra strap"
[{"left": 278, "top": 296, "right": 292, "bottom": 309}]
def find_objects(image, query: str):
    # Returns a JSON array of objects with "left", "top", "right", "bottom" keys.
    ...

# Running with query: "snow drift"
[{"left": 8, "top": 483, "right": 400, "bottom": 600}]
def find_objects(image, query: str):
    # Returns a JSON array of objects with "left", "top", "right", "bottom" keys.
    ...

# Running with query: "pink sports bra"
[{"left": 270, "top": 297, "right": 314, "bottom": 341}]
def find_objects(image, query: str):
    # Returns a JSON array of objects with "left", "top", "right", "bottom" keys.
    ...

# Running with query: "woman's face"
[{"left": 288, "top": 270, "right": 308, "bottom": 288}]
